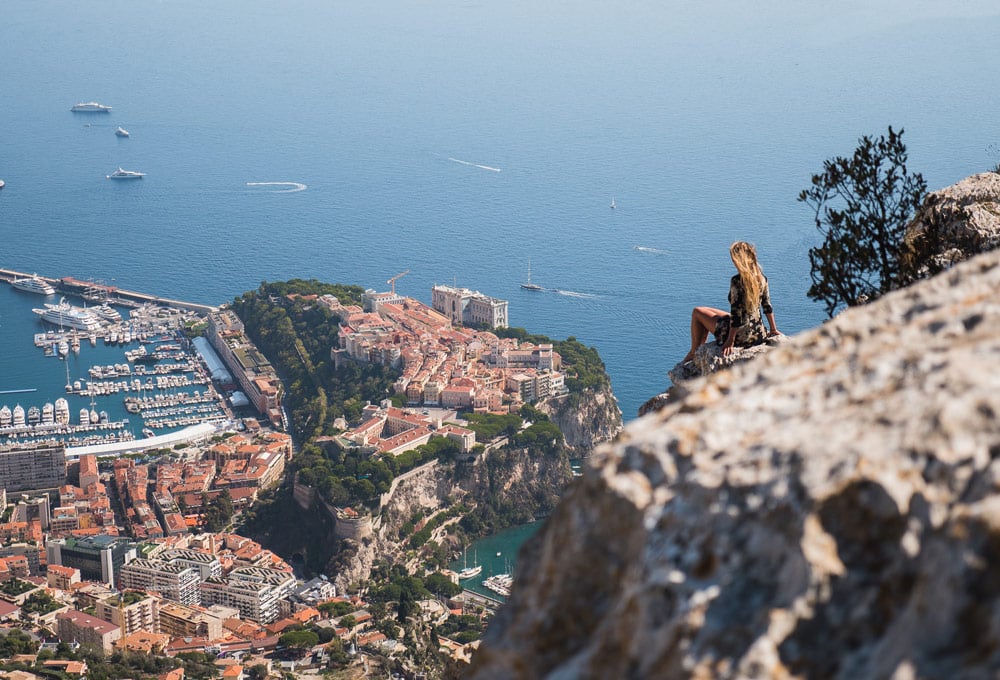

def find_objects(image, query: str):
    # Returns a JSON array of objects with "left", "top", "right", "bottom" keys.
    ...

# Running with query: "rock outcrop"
[
  {"left": 538, "top": 384, "right": 623, "bottom": 454},
  {"left": 641, "top": 336, "right": 790, "bottom": 417},
  {"left": 901, "top": 171, "right": 1000, "bottom": 282},
  {"left": 467, "top": 248, "right": 1000, "bottom": 679}
]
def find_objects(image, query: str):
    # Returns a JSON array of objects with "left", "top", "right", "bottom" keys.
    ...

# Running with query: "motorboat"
[
  {"left": 115, "top": 127, "right": 130, "bottom": 138},
  {"left": 107, "top": 167, "right": 145, "bottom": 179},
  {"left": 95, "top": 304, "right": 122, "bottom": 323},
  {"left": 0, "top": 180, "right": 5, "bottom": 190},
  {"left": 11, "top": 274, "right": 56, "bottom": 296},
  {"left": 71, "top": 102, "right": 111, "bottom": 112}
]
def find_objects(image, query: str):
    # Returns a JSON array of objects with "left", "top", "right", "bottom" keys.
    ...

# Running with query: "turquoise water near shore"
[{"left": 448, "top": 522, "right": 541, "bottom": 601}]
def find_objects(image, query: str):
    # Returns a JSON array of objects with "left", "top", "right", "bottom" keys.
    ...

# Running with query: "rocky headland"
[{"left": 467, "top": 180, "right": 1000, "bottom": 678}]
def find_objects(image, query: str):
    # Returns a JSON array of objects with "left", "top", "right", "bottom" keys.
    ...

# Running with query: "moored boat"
[
  {"left": 115, "top": 126, "right": 130, "bottom": 137},
  {"left": 11, "top": 274, "right": 56, "bottom": 296}
]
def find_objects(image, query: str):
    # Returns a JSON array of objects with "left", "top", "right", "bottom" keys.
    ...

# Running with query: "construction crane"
[{"left": 388, "top": 270, "right": 409, "bottom": 294}]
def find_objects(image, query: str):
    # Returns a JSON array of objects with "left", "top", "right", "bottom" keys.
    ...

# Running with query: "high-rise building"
[{"left": 0, "top": 444, "right": 66, "bottom": 492}]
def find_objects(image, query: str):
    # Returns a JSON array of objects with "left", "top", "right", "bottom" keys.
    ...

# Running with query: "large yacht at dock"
[
  {"left": 11, "top": 274, "right": 56, "bottom": 296},
  {"left": 32, "top": 298, "right": 103, "bottom": 332}
]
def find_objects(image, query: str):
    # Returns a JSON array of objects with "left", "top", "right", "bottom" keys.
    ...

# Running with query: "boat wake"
[
  {"left": 633, "top": 246, "right": 669, "bottom": 255},
  {"left": 555, "top": 289, "right": 600, "bottom": 299},
  {"left": 246, "top": 182, "right": 307, "bottom": 193},
  {"left": 448, "top": 157, "right": 502, "bottom": 173}
]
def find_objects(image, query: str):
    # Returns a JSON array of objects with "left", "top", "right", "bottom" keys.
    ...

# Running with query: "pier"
[{"left": 0, "top": 268, "right": 220, "bottom": 315}]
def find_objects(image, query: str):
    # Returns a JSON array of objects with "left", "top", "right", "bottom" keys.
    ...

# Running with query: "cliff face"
[
  {"left": 332, "top": 447, "right": 571, "bottom": 592},
  {"left": 467, "top": 248, "right": 1000, "bottom": 679},
  {"left": 538, "top": 383, "right": 623, "bottom": 454}
]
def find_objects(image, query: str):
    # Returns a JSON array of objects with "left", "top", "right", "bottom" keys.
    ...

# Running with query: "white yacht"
[
  {"left": 42, "top": 403, "right": 54, "bottom": 425},
  {"left": 12, "top": 405, "right": 25, "bottom": 427},
  {"left": 95, "top": 304, "right": 122, "bottom": 323},
  {"left": 71, "top": 102, "right": 112, "bottom": 112},
  {"left": 115, "top": 127, "right": 130, "bottom": 137},
  {"left": 55, "top": 398, "right": 70, "bottom": 425},
  {"left": 32, "top": 298, "right": 103, "bottom": 332},
  {"left": 0, "top": 405, "right": 10, "bottom": 427},
  {"left": 11, "top": 274, "right": 56, "bottom": 296},
  {"left": 107, "top": 167, "right": 145, "bottom": 180}
]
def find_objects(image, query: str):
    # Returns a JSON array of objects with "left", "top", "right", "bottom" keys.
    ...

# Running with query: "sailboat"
[
  {"left": 611, "top": 197, "right": 616, "bottom": 209},
  {"left": 520, "top": 258, "right": 542, "bottom": 291},
  {"left": 458, "top": 548, "right": 482, "bottom": 579}
]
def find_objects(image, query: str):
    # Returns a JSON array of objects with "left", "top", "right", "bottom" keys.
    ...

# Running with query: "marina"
[{"left": 0, "top": 272, "right": 233, "bottom": 450}]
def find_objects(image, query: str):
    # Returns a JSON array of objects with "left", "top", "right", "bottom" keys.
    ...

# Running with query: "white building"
[
  {"left": 431, "top": 285, "right": 508, "bottom": 329},
  {"left": 120, "top": 559, "right": 201, "bottom": 606}
]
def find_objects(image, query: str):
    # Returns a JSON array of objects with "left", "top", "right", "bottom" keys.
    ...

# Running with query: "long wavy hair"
[{"left": 730, "top": 241, "right": 765, "bottom": 317}]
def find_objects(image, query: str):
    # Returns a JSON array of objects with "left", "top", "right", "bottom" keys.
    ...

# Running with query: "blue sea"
[{"left": 2, "top": 0, "right": 999, "bottom": 422}]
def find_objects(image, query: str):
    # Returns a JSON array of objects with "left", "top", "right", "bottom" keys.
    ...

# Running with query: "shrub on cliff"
[{"left": 799, "top": 126, "right": 927, "bottom": 317}]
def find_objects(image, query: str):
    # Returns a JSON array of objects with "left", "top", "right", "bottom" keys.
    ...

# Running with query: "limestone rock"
[
  {"left": 901, "top": 171, "right": 1000, "bottom": 282},
  {"left": 467, "top": 249, "right": 1000, "bottom": 679},
  {"left": 638, "top": 336, "right": 789, "bottom": 418},
  {"left": 538, "top": 384, "right": 624, "bottom": 454}
]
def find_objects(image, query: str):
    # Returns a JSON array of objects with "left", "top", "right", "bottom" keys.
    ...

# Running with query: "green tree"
[
  {"left": 799, "top": 126, "right": 927, "bottom": 317},
  {"left": 280, "top": 629, "right": 319, "bottom": 653}
]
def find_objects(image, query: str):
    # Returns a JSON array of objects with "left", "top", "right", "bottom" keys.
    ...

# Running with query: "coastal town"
[{"left": 0, "top": 271, "right": 574, "bottom": 678}]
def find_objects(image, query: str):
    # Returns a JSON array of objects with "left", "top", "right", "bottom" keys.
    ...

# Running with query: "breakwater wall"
[{"left": 0, "top": 268, "right": 219, "bottom": 315}]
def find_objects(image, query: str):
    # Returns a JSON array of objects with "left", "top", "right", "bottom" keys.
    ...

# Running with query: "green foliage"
[
  {"left": 0, "top": 629, "right": 38, "bottom": 657},
  {"left": 799, "top": 126, "right": 927, "bottom": 317},
  {"left": 463, "top": 413, "right": 522, "bottom": 441},
  {"left": 201, "top": 488, "right": 234, "bottom": 533},
  {"left": 511, "top": 420, "right": 563, "bottom": 454},
  {"left": 0, "top": 578, "right": 36, "bottom": 596},
  {"left": 424, "top": 572, "right": 462, "bottom": 597},
  {"left": 318, "top": 599, "right": 356, "bottom": 617},
  {"left": 230, "top": 281, "right": 397, "bottom": 443},
  {"left": 21, "top": 590, "right": 62, "bottom": 615},
  {"left": 437, "top": 614, "right": 486, "bottom": 644},
  {"left": 280, "top": 628, "right": 320, "bottom": 649}
]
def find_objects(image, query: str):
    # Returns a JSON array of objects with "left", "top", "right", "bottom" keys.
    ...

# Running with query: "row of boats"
[
  {"left": 70, "top": 102, "right": 142, "bottom": 177},
  {"left": 0, "top": 399, "right": 110, "bottom": 428}
]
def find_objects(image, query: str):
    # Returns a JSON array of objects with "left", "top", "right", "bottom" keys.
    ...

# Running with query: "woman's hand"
[
  {"left": 722, "top": 341, "right": 735, "bottom": 357},
  {"left": 768, "top": 329, "right": 782, "bottom": 337}
]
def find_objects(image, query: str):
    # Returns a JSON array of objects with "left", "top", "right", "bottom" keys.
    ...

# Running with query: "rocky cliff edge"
[{"left": 467, "top": 248, "right": 1000, "bottom": 679}]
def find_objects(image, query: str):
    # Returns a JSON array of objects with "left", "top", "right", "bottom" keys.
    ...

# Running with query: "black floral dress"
[{"left": 715, "top": 274, "right": 772, "bottom": 348}]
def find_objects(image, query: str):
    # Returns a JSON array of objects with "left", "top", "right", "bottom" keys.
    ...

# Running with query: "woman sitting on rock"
[{"left": 682, "top": 241, "right": 781, "bottom": 363}]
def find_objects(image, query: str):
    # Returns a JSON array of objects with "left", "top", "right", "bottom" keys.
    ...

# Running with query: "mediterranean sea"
[{"left": 2, "top": 0, "right": 998, "bottom": 421}]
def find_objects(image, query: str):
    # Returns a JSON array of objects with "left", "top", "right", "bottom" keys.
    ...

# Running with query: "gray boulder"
[
  {"left": 901, "top": 171, "right": 1000, "bottom": 282},
  {"left": 466, "top": 248, "right": 1000, "bottom": 680}
]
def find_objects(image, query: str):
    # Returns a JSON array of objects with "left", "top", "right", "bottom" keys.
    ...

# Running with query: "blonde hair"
[{"left": 730, "top": 241, "right": 764, "bottom": 317}]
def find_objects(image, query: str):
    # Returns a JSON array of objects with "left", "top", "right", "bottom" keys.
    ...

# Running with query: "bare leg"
[{"left": 682, "top": 306, "right": 728, "bottom": 362}]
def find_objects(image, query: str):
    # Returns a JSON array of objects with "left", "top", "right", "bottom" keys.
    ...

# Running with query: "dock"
[{"left": 0, "top": 269, "right": 219, "bottom": 315}]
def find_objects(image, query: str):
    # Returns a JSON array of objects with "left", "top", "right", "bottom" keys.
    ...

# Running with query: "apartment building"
[
  {"left": 0, "top": 444, "right": 66, "bottom": 492},
  {"left": 119, "top": 559, "right": 200, "bottom": 606},
  {"left": 95, "top": 593, "right": 159, "bottom": 635},
  {"left": 158, "top": 602, "right": 230, "bottom": 641},
  {"left": 57, "top": 610, "right": 121, "bottom": 654}
]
